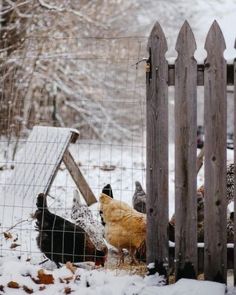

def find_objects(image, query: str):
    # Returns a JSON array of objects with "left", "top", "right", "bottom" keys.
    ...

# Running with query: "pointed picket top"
[
  {"left": 205, "top": 20, "right": 226, "bottom": 53},
  {"left": 175, "top": 20, "right": 196, "bottom": 55},
  {"left": 147, "top": 21, "right": 168, "bottom": 53}
]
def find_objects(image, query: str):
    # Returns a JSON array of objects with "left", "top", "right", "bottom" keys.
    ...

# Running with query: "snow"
[
  {"left": 0, "top": 139, "right": 234, "bottom": 294},
  {"left": 1, "top": 1, "right": 236, "bottom": 293},
  {"left": 0, "top": 258, "right": 226, "bottom": 295}
]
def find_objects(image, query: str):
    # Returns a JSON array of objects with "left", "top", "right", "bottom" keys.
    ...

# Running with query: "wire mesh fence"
[{"left": 0, "top": 21, "right": 148, "bottom": 273}]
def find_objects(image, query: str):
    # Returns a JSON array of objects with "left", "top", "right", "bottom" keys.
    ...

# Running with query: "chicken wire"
[{"left": 0, "top": 29, "right": 148, "bottom": 271}]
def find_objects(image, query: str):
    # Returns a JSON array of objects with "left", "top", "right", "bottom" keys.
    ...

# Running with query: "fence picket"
[
  {"left": 234, "top": 38, "right": 236, "bottom": 286},
  {"left": 174, "top": 21, "right": 197, "bottom": 280},
  {"left": 204, "top": 21, "right": 227, "bottom": 283},
  {"left": 146, "top": 22, "right": 169, "bottom": 275}
]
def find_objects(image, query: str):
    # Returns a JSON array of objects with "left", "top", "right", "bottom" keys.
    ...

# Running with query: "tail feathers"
[
  {"left": 36, "top": 193, "right": 48, "bottom": 210},
  {"left": 102, "top": 184, "right": 113, "bottom": 198}
]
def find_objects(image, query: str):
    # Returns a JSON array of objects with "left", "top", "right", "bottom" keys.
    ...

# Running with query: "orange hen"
[{"left": 99, "top": 193, "right": 146, "bottom": 265}]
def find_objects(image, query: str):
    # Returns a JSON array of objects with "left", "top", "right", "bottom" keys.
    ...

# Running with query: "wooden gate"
[{"left": 146, "top": 20, "right": 235, "bottom": 284}]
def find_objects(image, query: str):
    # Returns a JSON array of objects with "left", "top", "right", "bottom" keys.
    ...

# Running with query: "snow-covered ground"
[
  {"left": 0, "top": 257, "right": 227, "bottom": 295},
  {"left": 0, "top": 139, "right": 234, "bottom": 293}
]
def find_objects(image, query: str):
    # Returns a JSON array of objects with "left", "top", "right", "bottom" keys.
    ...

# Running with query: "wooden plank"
[
  {"left": 175, "top": 21, "right": 198, "bottom": 280},
  {"left": 234, "top": 38, "right": 236, "bottom": 286},
  {"left": 204, "top": 21, "right": 227, "bottom": 283},
  {"left": 63, "top": 150, "right": 97, "bottom": 206},
  {"left": 168, "top": 63, "right": 234, "bottom": 86},
  {"left": 146, "top": 21, "right": 169, "bottom": 275}
]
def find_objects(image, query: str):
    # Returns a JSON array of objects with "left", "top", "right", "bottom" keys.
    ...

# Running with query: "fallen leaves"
[
  {"left": 37, "top": 269, "right": 54, "bottom": 285},
  {"left": 23, "top": 285, "right": 34, "bottom": 294},
  {"left": 10, "top": 242, "right": 21, "bottom": 249},
  {"left": 64, "top": 287, "right": 73, "bottom": 294},
  {"left": 7, "top": 281, "right": 20, "bottom": 289},
  {"left": 3, "top": 232, "right": 12, "bottom": 239},
  {"left": 39, "top": 285, "right": 46, "bottom": 291}
]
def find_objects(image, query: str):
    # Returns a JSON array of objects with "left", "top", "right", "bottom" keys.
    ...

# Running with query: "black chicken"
[
  {"left": 35, "top": 193, "right": 107, "bottom": 267},
  {"left": 102, "top": 184, "right": 113, "bottom": 198},
  {"left": 100, "top": 184, "right": 113, "bottom": 226},
  {"left": 132, "top": 181, "right": 146, "bottom": 213}
]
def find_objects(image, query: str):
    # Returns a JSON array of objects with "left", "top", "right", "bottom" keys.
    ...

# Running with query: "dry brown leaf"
[
  {"left": 10, "top": 243, "right": 21, "bottom": 249},
  {"left": 23, "top": 285, "right": 33, "bottom": 294},
  {"left": 37, "top": 269, "right": 54, "bottom": 285},
  {"left": 39, "top": 285, "right": 46, "bottom": 291},
  {"left": 64, "top": 287, "right": 73, "bottom": 294},
  {"left": 59, "top": 277, "right": 65, "bottom": 283},
  {"left": 4, "top": 232, "right": 12, "bottom": 239},
  {"left": 7, "top": 281, "right": 20, "bottom": 288},
  {"left": 66, "top": 262, "right": 76, "bottom": 274}
]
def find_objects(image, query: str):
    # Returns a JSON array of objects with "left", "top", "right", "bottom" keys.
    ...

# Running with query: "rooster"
[
  {"left": 71, "top": 189, "right": 106, "bottom": 251},
  {"left": 99, "top": 193, "right": 146, "bottom": 265},
  {"left": 35, "top": 193, "right": 107, "bottom": 267}
]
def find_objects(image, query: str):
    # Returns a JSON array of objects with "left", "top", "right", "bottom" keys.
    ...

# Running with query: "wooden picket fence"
[{"left": 146, "top": 20, "right": 235, "bottom": 284}]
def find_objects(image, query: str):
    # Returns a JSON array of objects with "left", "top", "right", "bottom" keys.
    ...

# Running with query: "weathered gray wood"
[
  {"left": 146, "top": 21, "right": 169, "bottom": 272},
  {"left": 234, "top": 38, "right": 236, "bottom": 286},
  {"left": 204, "top": 21, "right": 227, "bottom": 283},
  {"left": 168, "top": 64, "right": 234, "bottom": 86},
  {"left": 175, "top": 21, "right": 197, "bottom": 280},
  {"left": 63, "top": 150, "right": 97, "bottom": 206}
]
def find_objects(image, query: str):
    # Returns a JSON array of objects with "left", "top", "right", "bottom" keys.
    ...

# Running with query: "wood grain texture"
[
  {"left": 168, "top": 64, "right": 234, "bottom": 86},
  {"left": 204, "top": 21, "right": 227, "bottom": 283},
  {"left": 234, "top": 38, "right": 236, "bottom": 286},
  {"left": 63, "top": 150, "right": 97, "bottom": 206},
  {"left": 174, "top": 21, "right": 197, "bottom": 280},
  {"left": 146, "top": 21, "right": 169, "bottom": 272}
]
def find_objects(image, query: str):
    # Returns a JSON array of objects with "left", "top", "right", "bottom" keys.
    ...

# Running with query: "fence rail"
[{"left": 146, "top": 20, "right": 234, "bottom": 284}]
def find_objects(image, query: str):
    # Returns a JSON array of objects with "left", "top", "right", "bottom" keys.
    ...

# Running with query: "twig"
[
  {"left": 1, "top": 218, "right": 32, "bottom": 234},
  {"left": 132, "top": 57, "right": 148, "bottom": 68}
]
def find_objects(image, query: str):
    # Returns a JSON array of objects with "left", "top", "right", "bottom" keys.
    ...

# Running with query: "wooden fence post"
[
  {"left": 146, "top": 21, "right": 169, "bottom": 275},
  {"left": 234, "top": 38, "right": 236, "bottom": 286},
  {"left": 204, "top": 20, "right": 227, "bottom": 283},
  {"left": 174, "top": 21, "right": 198, "bottom": 280}
]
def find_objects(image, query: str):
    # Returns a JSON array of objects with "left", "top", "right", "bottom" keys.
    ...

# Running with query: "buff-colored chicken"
[{"left": 99, "top": 193, "right": 146, "bottom": 265}]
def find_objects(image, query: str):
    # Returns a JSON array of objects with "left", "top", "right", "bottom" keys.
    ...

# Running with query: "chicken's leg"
[
  {"left": 117, "top": 248, "right": 125, "bottom": 266},
  {"left": 129, "top": 247, "right": 138, "bottom": 265}
]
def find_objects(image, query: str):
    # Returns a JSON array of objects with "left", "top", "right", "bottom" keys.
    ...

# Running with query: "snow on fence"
[{"left": 146, "top": 20, "right": 234, "bottom": 284}]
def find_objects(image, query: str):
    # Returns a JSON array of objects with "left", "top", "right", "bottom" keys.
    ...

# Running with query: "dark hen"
[
  {"left": 100, "top": 184, "right": 113, "bottom": 226},
  {"left": 132, "top": 181, "right": 146, "bottom": 213},
  {"left": 35, "top": 193, "right": 107, "bottom": 267},
  {"left": 102, "top": 184, "right": 113, "bottom": 198}
]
